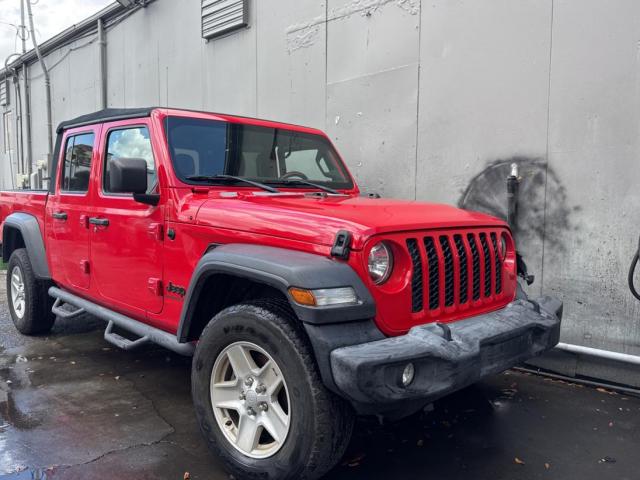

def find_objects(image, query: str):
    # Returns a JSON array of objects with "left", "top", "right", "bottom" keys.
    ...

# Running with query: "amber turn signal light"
[{"left": 288, "top": 287, "right": 317, "bottom": 306}]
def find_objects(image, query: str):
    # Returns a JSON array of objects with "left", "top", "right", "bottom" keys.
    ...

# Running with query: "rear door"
[
  {"left": 89, "top": 119, "right": 164, "bottom": 315},
  {"left": 45, "top": 127, "right": 99, "bottom": 291}
]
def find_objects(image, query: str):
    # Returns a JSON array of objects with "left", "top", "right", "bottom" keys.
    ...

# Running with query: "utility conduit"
[
  {"left": 556, "top": 342, "right": 640, "bottom": 366},
  {"left": 25, "top": 0, "right": 52, "bottom": 175}
]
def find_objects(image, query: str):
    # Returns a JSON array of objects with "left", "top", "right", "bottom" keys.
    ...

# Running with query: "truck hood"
[{"left": 195, "top": 193, "right": 507, "bottom": 250}]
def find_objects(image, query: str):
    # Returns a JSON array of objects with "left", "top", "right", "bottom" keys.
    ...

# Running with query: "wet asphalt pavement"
[{"left": 1, "top": 272, "right": 639, "bottom": 479}]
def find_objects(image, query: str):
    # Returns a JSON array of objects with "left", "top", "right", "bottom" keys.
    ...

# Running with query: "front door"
[
  {"left": 89, "top": 120, "right": 164, "bottom": 315},
  {"left": 45, "top": 128, "right": 99, "bottom": 291}
]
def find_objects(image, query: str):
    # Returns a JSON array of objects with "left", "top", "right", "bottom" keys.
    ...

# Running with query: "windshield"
[{"left": 165, "top": 116, "right": 354, "bottom": 190}]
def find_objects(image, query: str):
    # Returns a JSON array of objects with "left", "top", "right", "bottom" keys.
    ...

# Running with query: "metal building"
[{"left": 1, "top": 0, "right": 639, "bottom": 385}]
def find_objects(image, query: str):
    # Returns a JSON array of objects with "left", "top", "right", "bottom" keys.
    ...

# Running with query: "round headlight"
[
  {"left": 368, "top": 242, "right": 393, "bottom": 284},
  {"left": 500, "top": 234, "right": 508, "bottom": 260}
]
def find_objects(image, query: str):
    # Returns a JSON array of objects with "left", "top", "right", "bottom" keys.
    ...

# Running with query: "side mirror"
[
  {"left": 109, "top": 157, "right": 160, "bottom": 206},
  {"left": 109, "top": 157, "right": 148, "bottom": 194}
]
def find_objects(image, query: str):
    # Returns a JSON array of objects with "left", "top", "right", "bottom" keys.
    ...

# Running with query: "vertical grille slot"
[
  {"left": 479, "top": 233, "right": 492, "bottom": 297},
  {"left": 406, "top": 239, "right": 423, "bottom": 312},
  {"left": 439, "top": 236, "right": 455, "bottom": 307},
  {"left": 424, "top": 237, "right": 440, "bottom": 310},
  {"left": 467, "top": 233, "right": 481, "bottom": 300},
  {"left": 454, "top": 235, "right": 468, "bottom": 304},
  {"left": 491, "top": 232, "right": 502, "bottom": 294},
  {"left": 403, "top": 229, "right": 509, "bottom": 320}
]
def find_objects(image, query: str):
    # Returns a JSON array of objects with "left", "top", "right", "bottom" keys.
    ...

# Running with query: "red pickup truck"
[{"left": 0, "top": 107, "right": 562, "bottom": 479}]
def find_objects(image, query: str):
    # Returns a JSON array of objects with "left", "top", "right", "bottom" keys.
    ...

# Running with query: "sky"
[{"left": 0, "top": 0, "right": 112, "bottom": 67}]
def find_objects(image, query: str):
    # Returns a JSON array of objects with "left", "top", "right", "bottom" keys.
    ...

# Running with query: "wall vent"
[
  {"left": 202, "top": 0, "right": 248, "bottom": 40},
  {"left": 0, "top": 80, "right": 8, "bottom": 106}
]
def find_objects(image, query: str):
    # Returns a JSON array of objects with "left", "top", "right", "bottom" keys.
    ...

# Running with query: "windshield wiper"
[
  {"left": 269, "top": 179, "right": 340, "bottom": 195},
  {"left": 185, "top": 174, "right": 280, "bottom": 193}
]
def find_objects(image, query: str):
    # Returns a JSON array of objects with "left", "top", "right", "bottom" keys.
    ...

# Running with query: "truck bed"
[{"left": 0, "top": 190, "right": 49, "bottom": 241}]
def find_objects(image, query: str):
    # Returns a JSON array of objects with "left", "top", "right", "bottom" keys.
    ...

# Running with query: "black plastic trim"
[
  {"left": 329, "top": 296, "right": 563, "bottom": 415},
  {"left": 177, "top": 244, "right": 376, "bottom": 342},
  {"left": 303, "top": 320, "right": 385, "bottom": 394},
  {"left": 2, "top": 212, "right": 51, "bottom": 279},
  {"left": 330, "top": 230, "right": 352, "bottom": 260},
  {"left": 133, "top": 193, "right": 160, "bottom": 206},
  {"left": 55, "top": 107, "right": 154, "bottom": 134}
]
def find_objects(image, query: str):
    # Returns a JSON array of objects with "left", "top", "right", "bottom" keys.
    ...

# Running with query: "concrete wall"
[{"left": 1, "top": 0, "right": 639, "bottom": 382}]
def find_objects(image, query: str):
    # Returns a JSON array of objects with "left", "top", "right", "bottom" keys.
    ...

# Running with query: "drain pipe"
[
  {"left": 97, "top": 18, "right": 107, "bottom": 109},
  {"left": 22, "top": 63, "right": 32, "bottom": 179},
  {"left": 555, "top": 342, "right": 640, "bottom": 366},
  {"left": 4, "top": 53, "right": 22, "bottom": 179},
  {"left": 13, "top": 74, "right": 23, "bottom": 176},
  {"left": 25, "top": 0, "right": 52, "bottom": 175},
  {"left": 507, "top": 163, "right": 519, "bottom": 230}
]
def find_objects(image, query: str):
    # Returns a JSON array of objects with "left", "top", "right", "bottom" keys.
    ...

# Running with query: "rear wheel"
[
  {"left": 192, "top": 300, "right": 354, "bottom": 479},
  {"left": 6, "top": 248, "right": 55, "bottom": 335}
]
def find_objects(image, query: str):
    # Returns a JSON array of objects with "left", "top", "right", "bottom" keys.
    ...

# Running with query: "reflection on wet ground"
[{"left": 0, "top": 275, "right": 638, "bottom": 479}]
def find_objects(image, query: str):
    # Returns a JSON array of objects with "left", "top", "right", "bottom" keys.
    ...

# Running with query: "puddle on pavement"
[
  {"left": 0, "top": 365, "right": 41, "bottom": 432},
  {"left": 0, "top": 468, "right": 58, "bottom": 479},
  {"left": 0, "top": 390, "right": 41, "bottom": 431}
]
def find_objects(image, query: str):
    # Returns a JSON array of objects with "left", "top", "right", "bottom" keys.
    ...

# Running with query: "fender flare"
[
  {"left": 177, "top": 244, "right": 376, "bottom": 343},
  {"left": 2, "top": 212, "right": 51, "bottom": 279}
]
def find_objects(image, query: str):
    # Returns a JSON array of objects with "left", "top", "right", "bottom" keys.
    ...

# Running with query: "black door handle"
[
  {"left": 52, "top": 212, "right": 68, "bottom": 220},
  {"left": 89, "top": 217, "right": 109, "bottom": 227}
]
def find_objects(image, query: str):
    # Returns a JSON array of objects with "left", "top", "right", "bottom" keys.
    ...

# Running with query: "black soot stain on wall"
[{"left": 458, "top": 156, "right": 580, "bottom": 252}]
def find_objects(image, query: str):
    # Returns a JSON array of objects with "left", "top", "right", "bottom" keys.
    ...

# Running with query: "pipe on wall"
[
  {"left": 12, "top": 75, "right": 23, "bottom": 176},
  {"left": 25, "top": 0, "right": 52, "bottom": 176},
  {"left": 97, "top": 19, "right": 107, "bottom": 109},
  {"left": 556, "top": 342, "right": 640, "bottom": 366},
  {"left": 22, "top": 63, "right": 32, "bottom": 179}
]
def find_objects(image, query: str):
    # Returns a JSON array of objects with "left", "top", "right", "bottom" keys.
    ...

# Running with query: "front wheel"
[
  {"left": 6, "top": 248, "right": 55, "bottom": 335},
  {"left": 191, "top": 300, "right": 354, "bottom": 479}
]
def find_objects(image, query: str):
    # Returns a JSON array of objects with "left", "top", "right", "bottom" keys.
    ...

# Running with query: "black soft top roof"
[
  {"left": 56, "top": 107, "right": 155, "bottom": 133},
  {"left": 50, "top": 107, "right": 155, "bottom": 194}
]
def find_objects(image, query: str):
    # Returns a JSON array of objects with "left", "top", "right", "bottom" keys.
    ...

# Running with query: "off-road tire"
[
  {"left": 6, "top": 248, "right": 55, "bottom": 335},
  {"left": 192, "top": 299, "right": 355, "bottom": 479}
]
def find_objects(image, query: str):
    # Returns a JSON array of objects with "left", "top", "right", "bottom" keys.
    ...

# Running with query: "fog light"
[{"left": 401, "top": 363, "right": 415, "bottom": 387}]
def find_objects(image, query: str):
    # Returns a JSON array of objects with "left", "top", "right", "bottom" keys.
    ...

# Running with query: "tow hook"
[{"left": 437, "top": 323, "right": 453, "bottom": 341}]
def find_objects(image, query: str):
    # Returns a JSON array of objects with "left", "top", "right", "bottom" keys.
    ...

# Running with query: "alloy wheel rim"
[
  {"left": 10, "top": 266, "right": 26, "bottom": 320},
  {"left": 210, "top": 341, "right": 291, "bottom": 459}
]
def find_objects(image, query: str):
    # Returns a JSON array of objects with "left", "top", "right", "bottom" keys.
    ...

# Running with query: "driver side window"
[{"left": 104, "top": 126, "right": 157, "bottom": 194}]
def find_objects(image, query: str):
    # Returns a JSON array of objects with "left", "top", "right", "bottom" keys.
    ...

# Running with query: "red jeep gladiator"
[{"left": 0, "top": 108, "right": 562, "bottom": 479}]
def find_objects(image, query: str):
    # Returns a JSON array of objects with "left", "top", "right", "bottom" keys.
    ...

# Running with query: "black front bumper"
[{"left": 330, "top": 296, "right": 562, "bottom": 415}]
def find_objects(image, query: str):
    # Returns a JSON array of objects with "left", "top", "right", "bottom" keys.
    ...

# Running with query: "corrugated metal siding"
[
  {"left": 202, "top": 0, "right": 248, "bottom": 39},
  {"left": 0, "top": 80, "right": 8, "bottom": 106}
]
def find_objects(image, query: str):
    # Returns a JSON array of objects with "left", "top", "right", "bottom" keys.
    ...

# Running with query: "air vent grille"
[{"left": 202, "top": 0, "right": 248, "bottom": 39}]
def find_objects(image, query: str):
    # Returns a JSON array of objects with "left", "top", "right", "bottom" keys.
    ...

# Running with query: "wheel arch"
[
  {"left": 177, "top": 244, "right": 375, "bottom": 343},
  {"left": 2, "top": 213, "right": 50, "bottom": 280}
]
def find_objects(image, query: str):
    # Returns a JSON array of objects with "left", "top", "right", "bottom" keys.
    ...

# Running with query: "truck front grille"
[{"left": 406, "top": 229, "right": 507, "bottom": 315}]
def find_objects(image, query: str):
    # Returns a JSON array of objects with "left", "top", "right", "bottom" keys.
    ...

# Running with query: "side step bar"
[{"left": 48, "top": 287, "right": 195, "bottom": 356}]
